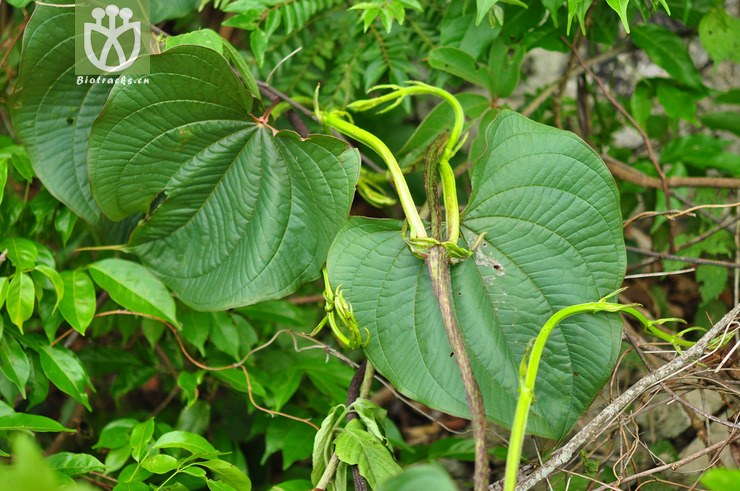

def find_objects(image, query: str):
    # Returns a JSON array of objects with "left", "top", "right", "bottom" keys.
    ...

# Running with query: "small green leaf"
[
  {"left": 166, "top": 28, "right": 224, "bottom": 52},
  {"left": 140, "top": 454, "right": 179, "bottom": 474},
  {"left": 702, "top": 468, "right": 740, "bottom": 491},
  {"left": 104, "top": 445, "right": 132, "bottom": 474},
  {"left": 153, "top": 431, "right": 218, "bottom": 456},
  {"left": 632, "top": 24, "right": 704, "bottom": 90},
  {"left": 701, "top": 111, "right": 740, "bottom": 136},
  {"left": 311, "top": 405, "right": 345, "bottom": 485},
  {"left": 0, "top": 158, "right": 7, "bottom": 206},
  {"left": 95, "top": 418, "right": 138, "bottom": 449},
  {"left": 177, "top": 371, "right": 204, "bottom": 408},
  {"left": 263, "top": 417, "right": 314, "bottom": 469},
  {"left": 487, "top": 42, "right": 525, "bottom": 98},
  {"left": 34, "top": 265, "right": 64, "bottom": 312},
  {"left": 567, "top": 0, "right": 593, "bottom": 35},
  {"left": 38, "top": 345, "right": 92, "bottom": 411},
  {"left": 88, "top": 259, "right": 178, "bottom": 327},
  {"left": 130, "top": 418, "right": 155, "bottom": 462},
  {"left": 476, "top": 0, "right": 500, "bottom": 25},
  {"left": 0, "top": 276, "right": 8, "bottom": 309},
  {"left": 334, "top": 420, "right": 402, "bottom": 488},
  {"left": 656, "top": 82, "right": 698, "bottom": 124},
  {"left": 351, "top": 399, "right": 390, "bottom": 448},
  {"left": 210, "top": 312, "right": 240, "bottom": 361},
  {"left": 428, "top": 47, "right": 492, "bottom": 89},
  {"left": 0, "top": 237, "right": 39, "bottom": 271},
  {"left": 182, "top": 465, "right": 207, "bottom": 477},
  {"left": 7, "top": 273, "right": 35, "bottom": 332},
  {"left": 696, "top": 266, "right": 728, "bottom": 303},
  {"left": 222, "top": 39, "right": 261, "bottom": 101},
  {"left": 151, "top": 0, "right": 199, "bottom": 23},
  {"left": 54, "top": 207, "right": 78, "bottom": 246},
  {"left": 0, "top": 413, "right": 74, "bottom": 432},
  {"left": 698, "top": 8, "right": 740, "bottom": 64},
  {"left": 58, "top": 270, "right": 96, "bottom": 335},
  {"left": 208, "top": 479, "right": 236, "bottom": 491},
  {"left": 378, "top": 464, "right": 457, "bottom": 491},
  {"left": 250, "top": 29, "right": 269, "bottom": 67},
  {"left": 200, "top": 460, "right": 252, "bottom": 491},
  {"left": 47, "top": 452, "right": 106, "bottom": 476},
  {"left": 606, "top": 0, "right": 630, "bottom": 32},
  {"left": 0, "top": 336, "right": 31, "bottom": 398},
  {"left": 631, "top": 81, "right": 654, "bottom": 128}
]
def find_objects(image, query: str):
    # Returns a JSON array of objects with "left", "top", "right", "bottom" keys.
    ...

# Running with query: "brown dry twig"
[
  {"left": 593, "top": 432, "right": 740, "bottom": 491},
  {"left": 604, "top": 156, "right": 740, "bottom": 190},
  {"left": 624, "top": 202, "right": 740, "bottom": 228},
  {"left": 626, "top": 246, "right": 740, "bottom": 269}
]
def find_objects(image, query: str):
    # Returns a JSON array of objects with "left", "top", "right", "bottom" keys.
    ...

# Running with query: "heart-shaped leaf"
[
  {"left": 328, "top": 110, "right": 625, "bottom": 440},
  {"left": 89, "top": 46, "right": 360, "bottom": 310},
  {"left": 9, "top": 2, "right": 110, "bottom": 224}
]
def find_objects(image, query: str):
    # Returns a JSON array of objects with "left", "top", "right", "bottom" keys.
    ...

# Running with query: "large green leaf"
[
  {"left": 9, "top": 2, "right": 108, "bottom": 224},
  {"left": 89, "top": 46, "right": 360, "bottom": 310},
  {"left": 327, "top": 110, "right": 625, "bottom": 440}
]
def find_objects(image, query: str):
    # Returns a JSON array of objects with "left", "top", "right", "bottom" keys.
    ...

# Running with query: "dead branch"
[{"left": 604, "top": 156, "right": 740, "bottom": 189}]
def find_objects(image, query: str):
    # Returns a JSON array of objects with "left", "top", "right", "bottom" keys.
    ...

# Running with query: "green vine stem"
[
  {"left": 347, "top": 82, "right": 466, "bottom": 244},
  {"left": 503, "top": 292, "right": 700, "bottom": 491},
  {"left": 318, "top": 110, "right": 427, "bottom": 239}
]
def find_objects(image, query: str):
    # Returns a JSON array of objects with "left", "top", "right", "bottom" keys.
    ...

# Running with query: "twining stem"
[
  {"left": 426, "top": 247, "right": 489, "bottom": 491},
  {"left": 347, "top": 82, "right": 465, "bottom": 243},
  {"left": 319, "top": 111, "right": 427, "bottom": 239},
  {"left": 423, "top": 146, "right": 488, "bottom": 490},
  {"left": 503, "top": 299, "right": 699, "bottom": 491},
  {"left": 315, "top": 454, "right": 340, "bottom": 490}
]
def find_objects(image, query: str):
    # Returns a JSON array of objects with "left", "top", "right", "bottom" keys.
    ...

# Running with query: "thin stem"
[
  {"left": 503, "top": 299, "right": 709, "bottom": 491},
  {"left": 438, "top": 159, "right": 460, "bottom": 244},
  {"left": 320, "top": 111, "right": 427, "bottom": 238}
]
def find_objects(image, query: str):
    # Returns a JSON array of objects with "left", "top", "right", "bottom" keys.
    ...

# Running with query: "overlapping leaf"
[
  {"left": 328, "top": 111, "right": 626, "bottom": 439},
  {"left": 9, "top": 2, "right": 109, "bottom": 224},
  {"left": 89, "top": 46, "right": 360, "bottom": 310}
]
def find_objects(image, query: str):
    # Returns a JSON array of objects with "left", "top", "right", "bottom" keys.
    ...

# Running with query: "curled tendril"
[{"left": 311, "top": 268, "right": 370, "bottom": 350}]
